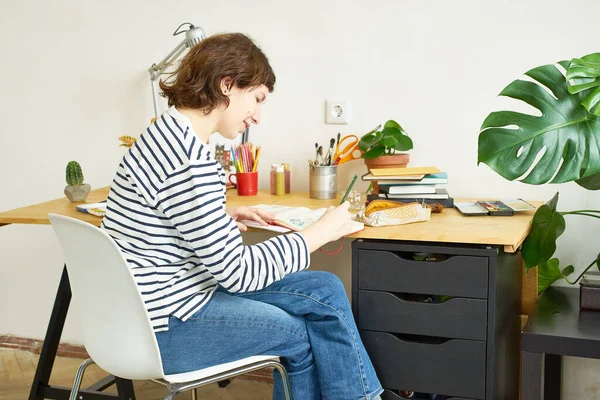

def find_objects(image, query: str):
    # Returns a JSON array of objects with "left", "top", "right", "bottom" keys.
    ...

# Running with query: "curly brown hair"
[{"left": 159, "top": 33, "right": 276, "bottom": 113}]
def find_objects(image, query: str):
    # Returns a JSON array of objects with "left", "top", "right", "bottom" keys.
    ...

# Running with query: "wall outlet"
[{"left": 326, "top": 99, "right": 351, "bottom": 124}]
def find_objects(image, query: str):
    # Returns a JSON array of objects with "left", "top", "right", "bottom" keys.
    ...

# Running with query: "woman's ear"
[{"left": 220, "top": 77, "right": 233, "bottom": 95}]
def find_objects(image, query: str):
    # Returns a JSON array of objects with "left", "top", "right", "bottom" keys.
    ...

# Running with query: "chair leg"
[
  {"left": 164, "top": 383, "right": 177, "bottom": 400},
  {"left": 69, "top": 358, "right": 96, "bottom": 400},
  {"left": 190, "top": 388, "right": 197, "bottom": 400},
  {"left": 272, "top": 362, "right": 293, "bottom": 400}
]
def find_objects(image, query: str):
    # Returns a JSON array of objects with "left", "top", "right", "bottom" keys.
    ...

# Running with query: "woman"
[{"left": 101, "top": 32, "right": 383, "bottom": 400}]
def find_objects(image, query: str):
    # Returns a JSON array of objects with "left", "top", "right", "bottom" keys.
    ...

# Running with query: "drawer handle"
[
  {"left": 390, "top": 292, "right": 454, "bottom": 304},
  {"left": 390, "top": 251, "right": 450, "bottom": 263},
  {"left": 391, "top": 332, "right": 451, "bottom": 345}
]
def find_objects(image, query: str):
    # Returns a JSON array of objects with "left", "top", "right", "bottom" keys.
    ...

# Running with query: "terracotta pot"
[{"left": 364, "top": 154, "right": 410, "bottom": 170}]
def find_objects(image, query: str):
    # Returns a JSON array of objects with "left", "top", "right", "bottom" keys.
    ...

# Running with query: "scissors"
[{"left": 332, "top": 135, "right": 363, "bottom": 165}]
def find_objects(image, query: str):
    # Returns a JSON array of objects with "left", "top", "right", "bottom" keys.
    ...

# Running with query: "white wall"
[{"left": 1, "top": 1, "right": 599, "bottom": 398}]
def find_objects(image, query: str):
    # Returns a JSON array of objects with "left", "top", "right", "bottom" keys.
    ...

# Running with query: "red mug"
[{"left": 228, "top": 171, "right": 258, "bottom": 196}]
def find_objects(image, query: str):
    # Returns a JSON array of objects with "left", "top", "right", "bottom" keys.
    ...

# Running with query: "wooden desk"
[
  {"left": 1, "top": 187, "right": 535, "bottom": 253},
  {"left": 0, "top": 187, "right": 539, "bottom": 400}
]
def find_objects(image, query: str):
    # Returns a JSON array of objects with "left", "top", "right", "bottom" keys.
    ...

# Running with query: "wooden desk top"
[{"left": 0, "top": 187, "right": 537, "bottom": 252}]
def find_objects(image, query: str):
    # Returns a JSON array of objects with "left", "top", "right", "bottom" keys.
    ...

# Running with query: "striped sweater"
[{"left": 101, "top": 107, "right": 310, "bottom": 332}]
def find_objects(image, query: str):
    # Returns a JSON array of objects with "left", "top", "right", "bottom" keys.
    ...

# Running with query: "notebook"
[
  {"left": 369, "top": 166, "right": 442, "bottom": 177},
  {"left": 378, "top": 184, "right": 440, "bottom": 195},
  {"left": 239, "top": 204, "right": 364, "bottom": 234},
  {"left": 361, "top": 172, "right": 425, "bottom": 181},
  {"left": 377, "top": 188, "right": 449, "bottom": 199}
]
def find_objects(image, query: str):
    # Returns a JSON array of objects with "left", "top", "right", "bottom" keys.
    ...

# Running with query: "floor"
[{"left": 0, "top": 348, "right": 274, "bottom": 399}]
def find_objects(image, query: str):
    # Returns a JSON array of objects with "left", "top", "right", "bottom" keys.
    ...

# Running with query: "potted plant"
[
  {"left": 478, "top": 52, "right": 600, "bottom": 294},
  {"left": 64, "top": 161, "right": 91, "bottom": 202},
  {"left": 358, "top": 120, "right": 413, "bottom": 170}
]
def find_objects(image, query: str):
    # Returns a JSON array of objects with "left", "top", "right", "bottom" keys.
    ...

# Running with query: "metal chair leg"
[
  {"left": 272, "top": 362, "right": 293, "bottom": 400},
  {"left": 164, "top": 383, "right": 176, "bottom": 400},
  {"left": 69, "top": 358, "right": 97, "bottom": 400}
]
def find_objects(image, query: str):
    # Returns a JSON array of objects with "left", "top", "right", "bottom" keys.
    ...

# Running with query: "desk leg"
[
  {"left": 115, "top": 377, "right": 136, "bottom": 400},
  {"left": 29, "top": 266, "right": 71, "bottom": 400},
  {"left": 521, "top": 351, "right": 543, "bottom": 400},
  {"left": 544, "top": 354, "right": 561, "bottom": 400},
  {"left": 28, "top": 265, "right": 136, "bottom": 400}
]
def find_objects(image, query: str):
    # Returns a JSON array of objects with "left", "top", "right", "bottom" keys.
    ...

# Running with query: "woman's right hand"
[
  {"left": 300, "top": 201, "right": 355, "bottom": 252},
  {"left": 317, "top": 202, "right": 355, "bottom": 242}
]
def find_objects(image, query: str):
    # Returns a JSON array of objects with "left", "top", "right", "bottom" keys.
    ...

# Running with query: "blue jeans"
[{"left": 155, "top": 270, "right": 383, "bottom": 400}]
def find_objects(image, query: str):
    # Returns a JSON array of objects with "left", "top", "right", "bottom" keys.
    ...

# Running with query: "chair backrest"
[{"left": 48, "top": 213, "right": 164, "bottom": 380}]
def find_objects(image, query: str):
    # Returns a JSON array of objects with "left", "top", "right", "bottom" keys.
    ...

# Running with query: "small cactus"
[{"left": 66, "top": 161, "right": 84, "bottom": 186}]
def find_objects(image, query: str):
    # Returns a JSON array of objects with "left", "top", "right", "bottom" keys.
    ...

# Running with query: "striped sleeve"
[{"left": 155, "top": 160, "right": 310, "bottom": 293}]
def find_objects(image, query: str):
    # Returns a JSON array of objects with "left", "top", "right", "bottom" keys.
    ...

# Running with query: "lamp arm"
[
  {"left": 148, "top": 39, "right": 188, "bottom": 119},
  {"left": 149, "top": 38, "right": 188, "bottom": 81}
]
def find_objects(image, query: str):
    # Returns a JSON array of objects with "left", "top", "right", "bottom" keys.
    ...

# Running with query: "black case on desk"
[{"left": 352, "top": 239, "right": 522, "bottom": 400}]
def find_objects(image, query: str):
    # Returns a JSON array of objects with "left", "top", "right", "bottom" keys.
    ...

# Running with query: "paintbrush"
[
  {"left": 327, "top": 138, "right": 335, "bottom": 165},
  {"left": 317, "top": 145, "right": 323, "bottom": 166}
]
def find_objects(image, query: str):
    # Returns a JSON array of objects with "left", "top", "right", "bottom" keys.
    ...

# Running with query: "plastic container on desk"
[
  {"left": 270, "top": 164, "right": 279, "bottom": 195},
  {"left": 275, "top": 165, "right": 285, "bottom": 196},
  {"left": 282, "top": 163, "right": 291, "bottom": 193}
]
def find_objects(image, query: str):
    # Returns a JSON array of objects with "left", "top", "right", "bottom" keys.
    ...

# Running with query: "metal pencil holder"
[{"left": 309, "top": 165, "right": 337, "bottom": 200}]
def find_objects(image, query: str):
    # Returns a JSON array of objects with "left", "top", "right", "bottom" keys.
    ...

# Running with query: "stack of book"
[{"left": 363, "top": 166, "right": 454, "bottom": 208}]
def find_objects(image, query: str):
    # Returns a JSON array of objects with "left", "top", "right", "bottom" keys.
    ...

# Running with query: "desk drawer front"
[
  {"left": 358, "top": 250, "right": 488, "bottom": 299},
  {"left": 357, "top": 290, "right": 487, "bottom": 340},
  {"left": 361, "top": 330, "right": 486, "bottom": 399},
  {"left": 382, "top": 390, "right": 474, "bottom": 400}
]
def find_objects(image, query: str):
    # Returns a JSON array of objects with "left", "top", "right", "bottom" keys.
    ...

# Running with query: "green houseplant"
[
  {"left": 478, "top": 52, "right": 600, "bottom": 294},
  {"left": 64, "top": 161, "right": 91, "bottom": 202},
  {"left": 358, "top": 120, "right": 413, "bottom": 169}
]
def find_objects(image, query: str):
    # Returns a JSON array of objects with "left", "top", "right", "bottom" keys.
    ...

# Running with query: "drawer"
[
  {"left": 382, "top": 389, "right": 474, "bottom": 400},
  {"left": 361, "top": 330, "right": 486, "bottom": 399},
  {"left": 358, "top": 250, "right": 488, "bottom": 299},
  {"left": 357, "top": 290, "right": 487, "bottom": 340}
]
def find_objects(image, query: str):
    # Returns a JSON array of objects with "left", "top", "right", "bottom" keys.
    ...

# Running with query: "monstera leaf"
[
  {"left": 567, "top": 53, "right": 600, "bottom": 117},
  {"left": 576, "top": 171, "right": 600, "bottom": 190},
  {"left": 478, "top": 60, "right": 600, "bottom": 186},
  {"left": 537, "top": 258, "right": 574, "bottom": 295},
  {"left": 522, "top": 192, "right": 565, "bottom": 270}
]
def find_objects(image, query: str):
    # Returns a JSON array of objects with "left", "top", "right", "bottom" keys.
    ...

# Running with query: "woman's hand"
[
  {"left": 227, "top": 206, "right": 276, "bottom": 232},
  {"left": 316, "top": 202, "right": 355, "bottom": 242},
  {"left": 300, "top": 202, "right": 354, "bottom": 252}
]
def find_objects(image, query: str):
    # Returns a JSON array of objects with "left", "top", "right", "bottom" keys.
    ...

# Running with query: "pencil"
[
  {"left": 252, "top": 146, "right": 261, "bottom": 172},
  {"left": 340, "top": 174, "right": 358, "bottom": 205}
]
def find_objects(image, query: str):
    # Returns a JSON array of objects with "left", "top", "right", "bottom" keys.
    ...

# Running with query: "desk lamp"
[
  {"left": 148, "top": 23, "right": 251, "bottom": 144},
  {"left": 149, "top": 22, "right": 206, "bottom": 119}
]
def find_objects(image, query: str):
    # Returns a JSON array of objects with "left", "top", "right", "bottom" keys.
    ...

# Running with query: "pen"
[{"left": 340, "top": 174, "right": 358, "bottom": 205}]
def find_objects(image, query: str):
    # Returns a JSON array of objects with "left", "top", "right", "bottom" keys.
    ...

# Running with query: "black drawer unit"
[
  {"left": 357, "top": 290, "right": 487, "bottom": 340},
  {"left": 382, "top": 390, "right": 474, "bottom": 400},
  {"left": 352, "top": 239, "right": 522, "bottom": 400}
]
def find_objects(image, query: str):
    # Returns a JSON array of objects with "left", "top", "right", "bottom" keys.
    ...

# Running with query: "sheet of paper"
[
  {"left": 239, "top": 220, "right": 291, "bottom": 233},
  {"left": 240, "top": 204, "right": 364, "bottom": 234}
]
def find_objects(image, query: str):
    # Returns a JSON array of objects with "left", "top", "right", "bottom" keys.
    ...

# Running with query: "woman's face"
[{"left": 218, "top": 84, "right": 268, "bottom": 139}]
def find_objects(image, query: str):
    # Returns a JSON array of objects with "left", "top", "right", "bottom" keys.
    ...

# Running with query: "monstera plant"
[{"left": 478, "top": 52, "right": 600, "bottom": 294}]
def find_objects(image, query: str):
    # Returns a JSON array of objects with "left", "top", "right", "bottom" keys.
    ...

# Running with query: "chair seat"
[{"left": 163, "top": 355, "right": 280, "bottom": 383}]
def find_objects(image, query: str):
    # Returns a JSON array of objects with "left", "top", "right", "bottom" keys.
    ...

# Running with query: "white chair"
[{"left": 48, "top": 213, "right": 292, "bottom": 400}]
